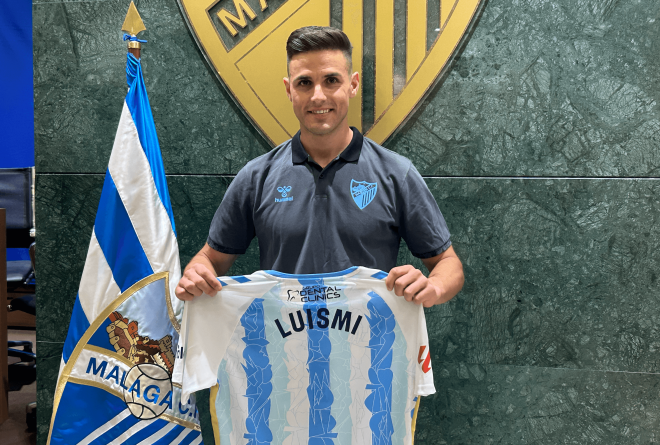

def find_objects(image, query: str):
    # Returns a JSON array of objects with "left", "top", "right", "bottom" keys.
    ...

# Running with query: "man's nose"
[{"left": 311, "top": 84, "right": 326, "bottom": 102}]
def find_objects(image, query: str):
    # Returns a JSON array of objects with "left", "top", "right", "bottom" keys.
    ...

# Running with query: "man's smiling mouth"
[{"left": 310, "top": 109, "right": 332, "bottom": 114}]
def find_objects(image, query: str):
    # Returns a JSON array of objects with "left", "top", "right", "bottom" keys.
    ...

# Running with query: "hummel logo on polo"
[
  {"left": 207, "top": 127, "right": 452, "bottom": 274},
  {"left": 275, "top": 186, "right": 292, "bottom": 203}
]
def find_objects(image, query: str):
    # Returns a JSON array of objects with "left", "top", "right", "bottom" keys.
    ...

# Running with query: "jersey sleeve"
[
  {"left": 398, "top": 164, "right": 452, "bottom": 258},
  {"left": 173, "top": 289, "right": 256, "bottom": 404},
  {"left": 414, "top": 304, "right": 436, "bottom": 396},
  {"left": 207, "top": 164, "right": 256, "bottom": 254}
]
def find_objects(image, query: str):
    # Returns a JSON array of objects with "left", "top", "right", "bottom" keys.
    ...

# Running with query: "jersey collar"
[{"left": 292, "top": 127, "right": 363, "bottom": 165}]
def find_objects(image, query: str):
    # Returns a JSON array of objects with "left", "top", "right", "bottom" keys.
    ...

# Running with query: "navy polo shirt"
[{"left": 207, "top": 128, "right": 451, "bottom": 274}]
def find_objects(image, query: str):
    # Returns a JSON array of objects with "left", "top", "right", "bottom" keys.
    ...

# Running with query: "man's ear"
[
  {"left": 283, "top": 77, "right": 292, "bottom": 102},
  {"left": 349, "top": 71, "right": 360, "bottom": 99}
]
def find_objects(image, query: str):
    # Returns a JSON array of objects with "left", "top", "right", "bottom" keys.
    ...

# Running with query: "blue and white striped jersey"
[{"left": 173, "top": 266, "right": 435, "bottom": 445}]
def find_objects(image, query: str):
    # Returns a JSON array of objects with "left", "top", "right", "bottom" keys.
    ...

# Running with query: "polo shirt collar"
[{"left": 292, "top": 127, "right": 363, "bottom": 165}]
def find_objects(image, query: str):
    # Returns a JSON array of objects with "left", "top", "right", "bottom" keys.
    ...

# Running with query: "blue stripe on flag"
[
  {"left": 153, "top": 425, "right": 186, "bottom": 444},
  {"left": 370, "top": 271, "right": 388, "bottom": 280},
  {"left": 179, "top": 430, "right": 202, "bottom": 445},
  {"left": 62, "top": 294, "right": 91, "bottom": 363},
  {"left": 365, "top": 291, "right": 395, "bottom": 445},
  {"left": 121, "top": 419, "right": 170, "bottom": 445},
  {"left": 87, "top": 318, "right": 114, "bottom": 352},
  {"left": 95, "top": 171, "right": 154, "bottom": 292},
  {"left": 240, "top": 298, "right": 273, "bottom": 444},
  {"left": 95, "top": 413, "right": 142, "bottom": 444},
  {"left": 49, "top": 382, "right": 134, "bottom": 445},
  {"left": 230, "top": 275, "right": 251, "bottom": 283},
  {"left": 124, "top": 53, "right": 176, "bottom": 236},
  {"left": 301, "top": 278, "right": 337, "bottom": 443}
]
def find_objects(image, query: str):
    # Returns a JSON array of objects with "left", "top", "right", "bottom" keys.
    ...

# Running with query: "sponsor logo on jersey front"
[
  {"left": 351, "top": 179, "right": 378, "bottom": 209},
  {"left": 286, "top": 284, "right": 340, "bottom": 302}
]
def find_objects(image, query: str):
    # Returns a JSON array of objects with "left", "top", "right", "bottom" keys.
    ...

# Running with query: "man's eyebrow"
[{"left": 293, "top": 72, "right": 344, "bottom": 82}]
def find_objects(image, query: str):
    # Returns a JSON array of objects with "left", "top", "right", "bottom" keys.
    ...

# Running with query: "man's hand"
[
  {"left": 174, "top": 244, "right": 238, "bottom": 301},
  {"left": 175, "top": 263, "right": 223, "bottom": 300},
  {"left": 386, "top": 265, "right": 443, "bottom": 308},
  {"left": 386, "top": 246, "right": 464, "bottom": 307}
]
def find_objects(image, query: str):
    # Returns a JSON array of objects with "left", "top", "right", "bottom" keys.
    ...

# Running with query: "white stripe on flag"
[
  {"left": 108, "top": 102, "right": 182, "bottom": 313},
  {"left": 189, "top": 435, "right": 203, "bottom": 445},
  {"left": 106, "top": 418, "right": 159, "bottom": 445},
  {"left": 77, "top": 230, "right": 122, "bottom": 323},
  {"left": 77, "top": 409, "right": 132, "bottom": 445},
  {"left": 135, "top": 422, "right": 177, "bottom": 444},
  {"left": 169, "top": 428, "right": 195, "bottom": 445}
]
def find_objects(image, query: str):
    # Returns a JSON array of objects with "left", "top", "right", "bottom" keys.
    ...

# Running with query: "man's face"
[{"left": 284, "top": 50, "right": 359, "bottom": 137}]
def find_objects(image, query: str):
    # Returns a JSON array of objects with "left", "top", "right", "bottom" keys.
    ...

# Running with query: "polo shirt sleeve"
[
  {"left": 398, "top": 164, "right": 452, "bottom": 258},
  {"left": 207, "top": 165, "right": 256, "bottom": 254}
]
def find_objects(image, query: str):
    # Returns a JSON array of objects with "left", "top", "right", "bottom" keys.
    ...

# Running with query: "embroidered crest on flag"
[
  {"left": 351, "top": 179, "right": 378, "bottom": 209},
  {"left": 176, "top": 0, "right": 485, "bottom": 145}
]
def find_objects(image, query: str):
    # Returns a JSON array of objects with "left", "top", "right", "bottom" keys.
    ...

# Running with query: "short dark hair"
[{"left": 286, "top": 26, "right": 353, "bottom": 72}]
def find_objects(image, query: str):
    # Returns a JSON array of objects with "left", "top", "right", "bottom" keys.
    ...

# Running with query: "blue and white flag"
[{"left": 48, "top": 53, "right": 203, "bottom": 445}]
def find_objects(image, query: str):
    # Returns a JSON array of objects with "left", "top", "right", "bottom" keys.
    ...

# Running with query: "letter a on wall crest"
[{"left": 178, "top": 0, "right": 484, "bottom": 145}]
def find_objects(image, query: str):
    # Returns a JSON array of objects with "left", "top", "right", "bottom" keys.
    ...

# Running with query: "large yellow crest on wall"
[{"left": 178, "top": 0, "right": 484, "bottom": 145}]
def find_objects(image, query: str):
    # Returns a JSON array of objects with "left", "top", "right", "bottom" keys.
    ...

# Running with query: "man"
[{"left": 175, "top": 26, "right": 463, "bottom": 307}]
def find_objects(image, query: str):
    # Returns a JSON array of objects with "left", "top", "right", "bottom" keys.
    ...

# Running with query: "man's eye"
[
  {"left": 298, "top": 80, "right": 311, "bottom": 86},
  {"left": 327, "top": 77, "right": 339, "bottom": 84}
]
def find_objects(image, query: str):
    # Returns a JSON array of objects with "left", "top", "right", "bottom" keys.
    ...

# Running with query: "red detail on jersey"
[{"left": 418, "top": 345, "right": 431, "bottom": 373}]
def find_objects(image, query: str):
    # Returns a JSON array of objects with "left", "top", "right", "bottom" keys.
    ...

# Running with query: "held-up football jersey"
[{"left": 173, "top": 266, "right": 435, "bottom": 445}]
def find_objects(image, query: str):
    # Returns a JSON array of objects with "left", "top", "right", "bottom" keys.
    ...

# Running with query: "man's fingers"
[
  {"left": 191, "top": 275, "right": 216, "bottom": 296},
  {"left": 386, "top": 265, "right": 412, "bottom": 291},
  {"left": 194, "top": 265, "right": 223, "bottom": 293},
  {"left": 175, "top": 284, "right": 195, "bottom": 301},
  {"left": 393, "top": 269, "right": 422, "bottom": 298},
  {"left": 413, "top": 286, "right": 436, "bottom": 306},
  {"left": 402, "top": 278, "right": 425, "bottom": 302},
  {"left": 181, "top": 276, "right": 204, "bottom": 298}
]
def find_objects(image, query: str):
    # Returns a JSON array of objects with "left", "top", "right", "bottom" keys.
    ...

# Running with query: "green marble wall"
[{"left": 34, "top": 0, "right": 660, "bottom": 443}]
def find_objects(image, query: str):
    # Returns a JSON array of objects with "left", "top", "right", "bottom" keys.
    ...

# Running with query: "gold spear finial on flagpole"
[{"left": 122, "top": 1, "right": 146, "bottom": 58}]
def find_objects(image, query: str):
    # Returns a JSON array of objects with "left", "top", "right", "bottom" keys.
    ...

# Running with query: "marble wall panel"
[
  {"left": 34, "top": 0, "right": 660, "bottom": 176},
  {"left": 419, "top": 178, "right": 660, "bottom": 374},
  {"left": 416, "top": 363, "right": 660, "bottom": 444}
]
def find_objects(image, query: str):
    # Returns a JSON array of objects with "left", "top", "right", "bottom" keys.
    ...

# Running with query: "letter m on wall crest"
[{"left": 178, "top": 0, "right": 484, "bottom": 145}]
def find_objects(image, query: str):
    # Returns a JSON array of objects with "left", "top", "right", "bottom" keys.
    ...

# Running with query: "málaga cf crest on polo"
[
  {"left": 351, "top": 179, "right": 377, "bottom": 209},
  {"left": 176, "top": 0, "right": 484, "bottom": 145}
]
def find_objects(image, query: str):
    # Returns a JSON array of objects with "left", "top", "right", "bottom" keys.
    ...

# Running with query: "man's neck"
[{"left": 299, "top": 125, "right": 354, "bottom": 168}]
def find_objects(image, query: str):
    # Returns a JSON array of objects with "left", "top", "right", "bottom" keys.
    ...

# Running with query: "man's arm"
[
  {"left": 175, "top": 243, "right": 239, "bottom": 301},
  {"left": 386, "top": 245, "right": 464, "bottom": 307}
]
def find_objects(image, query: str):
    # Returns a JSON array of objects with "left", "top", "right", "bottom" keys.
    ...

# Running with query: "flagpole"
[
  {"left": 128, "top": 42, "right": 140, "bottom": 60},
  {"left": 122, "top": 1, "right": 146, "bottom": 60}
]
